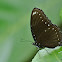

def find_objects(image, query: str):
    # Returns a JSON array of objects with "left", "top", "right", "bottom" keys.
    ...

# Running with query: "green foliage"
[
  {"left": 60, "top": 8, "right": 62, "bottom": 21},
  {"left": 32, "top": 47, "right": 62, "bottom": 62},
  {"left": 0, "top": 0, "right": 62, "bottom": 62}
]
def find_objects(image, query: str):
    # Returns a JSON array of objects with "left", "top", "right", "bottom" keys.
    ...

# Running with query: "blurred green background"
[{"left": 0, "top": 0, "right": 62, "bottom": 62}]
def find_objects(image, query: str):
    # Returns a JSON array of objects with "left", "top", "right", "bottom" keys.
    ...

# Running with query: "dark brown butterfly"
[{"left": 30, "top": 8, "right": 62, "bottom": 48}]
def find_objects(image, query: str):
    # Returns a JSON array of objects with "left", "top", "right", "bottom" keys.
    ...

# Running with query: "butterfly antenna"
[{"left": 20, "top": 38, "right": 33, "bottom": 44}]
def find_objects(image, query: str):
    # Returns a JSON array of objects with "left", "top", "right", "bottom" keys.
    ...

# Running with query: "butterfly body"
[{"left": 30, "top": 8, "right": 62, "bottom": 48}]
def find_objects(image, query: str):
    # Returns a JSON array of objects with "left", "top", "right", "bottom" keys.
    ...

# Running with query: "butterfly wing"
[{"left": 31, "top": 8, "right": 62, "bottom": 48}]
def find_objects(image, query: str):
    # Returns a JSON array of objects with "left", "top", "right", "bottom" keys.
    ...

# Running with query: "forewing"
[{"left": 31, "top": 8, "right": 62, "bottom": 48}]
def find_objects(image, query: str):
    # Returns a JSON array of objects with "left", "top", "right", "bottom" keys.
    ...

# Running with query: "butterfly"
[{"left": 30, "top": 8, "right": 62, "bottom": 48}]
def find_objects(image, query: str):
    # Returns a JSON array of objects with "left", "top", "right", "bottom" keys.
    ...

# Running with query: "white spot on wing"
[
  {"left": 58, "top": 38, "right": 59, "bottom": 40},
  {"left": 37, "top": 12, "right": 38, "bottom": 14},
  {"left": 48, "top": 28, "right": 50, "bottom": 29},
  {"left": 36, "top": 43, "right": 37, "bottom": 45},
  {"left": 55, "top": 30, "right": 56, "bottom": 31},
  {"left": 35, "top": 37, "right": 36, "bottom": 40},
  {"left": 48, "top": 24, "right": 50, "bottom": 26},
  {"left": 39, "top": 14, "right": 40, "bottom": 15},
  {"left": 58, "top": 42, "right": 60, "bottom": 44},
  {"left": 45, "top": 22, "right": 47, "bottom": 24},
  {"left": 39, "top": 43, "right": 40, "bottom": 45},
  {"left": 57, "top": 35, "right": 58, "bottom": 37},
  {"left": 33, "top": 35, "right": 35, "bottom": 36},
  {"left": 56, "top": 32, "right": 57, "bottom": 34},
  {"left": 40, "top": 17, "right": 42, "bottom": 18},
  {"left": 52, "top": 28, "right": 54, "bottom": 30},
  {"left": 33, "top": 11, "right": 36, "bottom": 15},
  {"left": 45, "top": 30, "right": 47, "bottom": 32},
  {"left": 42, "top": 20, "right": 43, "bottom": 21}
]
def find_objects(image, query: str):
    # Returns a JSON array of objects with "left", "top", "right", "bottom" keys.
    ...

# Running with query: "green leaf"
[{"left": 32, "top": 46, "right": 62, "bottom": 62}]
